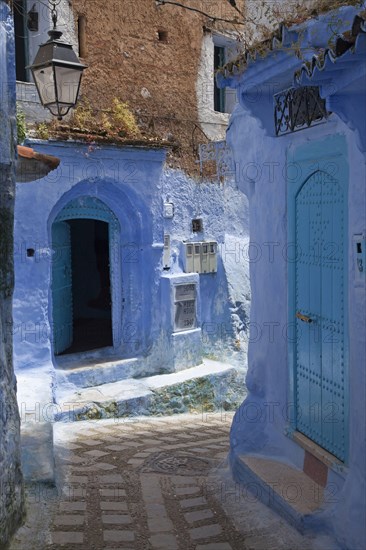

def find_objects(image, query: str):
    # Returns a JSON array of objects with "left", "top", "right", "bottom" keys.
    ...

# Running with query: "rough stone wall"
[
  {"left": 69, "top": 0, "right": 245, "bottom": 173},
  {"left": 0, "top": 1, "right": 24, "bottom": 546}
]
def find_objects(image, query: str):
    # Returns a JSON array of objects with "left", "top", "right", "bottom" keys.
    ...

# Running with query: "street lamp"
[{"left": 28, "top": 0, "right": 87, "bottom": 120}]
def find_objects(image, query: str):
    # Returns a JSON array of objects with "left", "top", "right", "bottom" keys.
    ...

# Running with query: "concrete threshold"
[
  {"left": 55, "top": 356, "right": 143, "bottom": 388},
  {"left": 230, "top": 452, "right": 329, "bottom": 535}
]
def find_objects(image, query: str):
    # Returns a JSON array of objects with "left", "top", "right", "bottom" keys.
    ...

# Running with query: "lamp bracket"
[
  {"left": 49, "top": 0, "right": 62, "bottom": 29},
  {"left": 48, "top": 28, "right": 63, "bottom": 41}
]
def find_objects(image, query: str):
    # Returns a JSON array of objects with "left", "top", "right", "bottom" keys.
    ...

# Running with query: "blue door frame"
[
  {"left": 288, "top": 134, "right": 349, "bottom": 462},
  {"left": 51, "top": 196, "right": 121, "bottom": 355}
]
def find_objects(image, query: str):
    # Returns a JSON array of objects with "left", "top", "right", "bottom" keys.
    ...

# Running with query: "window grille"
[{"left": 274, "top": 86, "right": 329, "bottom": 136}]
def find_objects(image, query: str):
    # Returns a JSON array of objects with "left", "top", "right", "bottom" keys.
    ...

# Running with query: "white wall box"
[
  {"left": 163, "top": 234, "right": 171, "bottom": 269},
  {"left": 193, "top": 243, "right": 202, "bottom": 273},
  {"left": 163, "top": 202, "right": 174, "bottom": 218},
  {"left": 182, "top": 241, "right": 218, "bottom": 274},
  {"left": 201, "top": 242, "right": 209, "bottom": 273},
  {"left": 183, "top": 242, "right": 194, "bottom": 273},
  {"left": 209, "top": 241, "right": 218, "bottom": 273}
]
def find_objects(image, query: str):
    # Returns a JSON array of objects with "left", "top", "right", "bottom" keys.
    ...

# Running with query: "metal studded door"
[
  {"left": 289, "top": 138, "right": 348, "bottom": 462},
  {"left": 52, "top": 221, "right": 73, "bottom": 354}
]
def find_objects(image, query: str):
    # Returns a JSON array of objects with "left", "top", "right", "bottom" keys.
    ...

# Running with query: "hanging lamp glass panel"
[{"left": 28, "top": 28, "right": 87, "bottom": 119}]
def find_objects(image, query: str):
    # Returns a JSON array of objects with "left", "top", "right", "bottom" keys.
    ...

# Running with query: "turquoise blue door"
[
  {"left": 289, "top": 137, "right": 348, "bottom": 462},
  {"left": 51, "top": 196, "right": 121, "bottom": 354},
  {"left": 52, "top": 221, "right": 73, "bottom": 354}
]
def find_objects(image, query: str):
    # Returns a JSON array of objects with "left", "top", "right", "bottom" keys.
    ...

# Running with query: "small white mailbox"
[{"left": 160, "top": 274, "right": 202, "bottom": 369}]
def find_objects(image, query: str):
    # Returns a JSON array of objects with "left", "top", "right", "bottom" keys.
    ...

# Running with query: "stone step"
[
  {"left": 20, "top": 422, "right": 54, "bottom": 483},
  {"left": 16, "top": 367, "right": 55, "bottom": 482},
  {"left": 55, "top": 359, "right": 245, "bottom": 422},
  {"left": 231, "top": 453, "right": 328, "bottom": 534},
  {"left": 55, "top": 356, "right": 145, "bottom": 388}
]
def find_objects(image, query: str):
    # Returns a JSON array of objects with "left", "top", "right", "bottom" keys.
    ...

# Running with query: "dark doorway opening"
[
  {"left": 14, "top": 0, "right": 28, "bottom": 82},
  {"left": 61, "top": 219, "right": 113, "bottom": 354}
]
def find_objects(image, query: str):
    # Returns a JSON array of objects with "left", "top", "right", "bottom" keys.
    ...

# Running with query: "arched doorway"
[{"left": 51, "top": 196, "right": 121, "bottom": 355}]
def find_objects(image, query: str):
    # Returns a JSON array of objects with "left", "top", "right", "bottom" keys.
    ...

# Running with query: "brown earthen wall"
[{"left": 71, "top": 0, "right": 245, "bottom": 172}]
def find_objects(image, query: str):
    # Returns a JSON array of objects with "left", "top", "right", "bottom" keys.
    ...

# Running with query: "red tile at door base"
[{"left": 303, "top": 450, "right": 328, "bottom": 488}]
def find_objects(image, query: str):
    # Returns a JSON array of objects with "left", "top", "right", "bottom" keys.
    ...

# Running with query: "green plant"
[
  {"left": 35, "top": 123, "right": 50, "bottom": 140},
  {"left": 72, "top": 97, "right": 94, "bottom": 130},
  {"left": 16, "top": 106, "right": 26, "bottom": 144},
  {"left": 100, "top": 112, "right": 112, "bottom": 133},
  {"left": 110, "top": 98, "right": 140, "bottom": 137},
  {"left": 69, "top": 97, "right": 141, "bottom": 139}
]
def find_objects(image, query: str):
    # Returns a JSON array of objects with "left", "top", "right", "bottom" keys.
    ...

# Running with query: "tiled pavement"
[{"left": 11, "top": 413, "right": 331, "bottom": 550}]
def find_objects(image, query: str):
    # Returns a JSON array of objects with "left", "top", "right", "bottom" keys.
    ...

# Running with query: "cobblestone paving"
[{"left": 12, "top": 413, "right": 335, "bottom": 549}]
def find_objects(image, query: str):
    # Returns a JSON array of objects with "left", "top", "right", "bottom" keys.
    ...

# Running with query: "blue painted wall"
[
  {"left": 225, "top": 6, "right": 366, "bottom": 547},
  {"left": 13, "top": 140, "right": 250, "bottom": 381}
]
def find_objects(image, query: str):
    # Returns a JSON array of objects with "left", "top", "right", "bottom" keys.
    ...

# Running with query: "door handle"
[{"left": 296, "top": 312, "right": 313, "bottom": 324}]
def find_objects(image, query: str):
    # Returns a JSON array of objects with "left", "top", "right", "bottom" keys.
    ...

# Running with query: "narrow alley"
[
  {"left": 10, "top": 414, "right": 334, "bottom": 550},
  {"left": 2, "top": 1, "right": 366, "bottom": 549}
]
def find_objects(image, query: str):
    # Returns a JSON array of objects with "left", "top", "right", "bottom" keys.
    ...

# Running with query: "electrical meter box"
[
  {"left": 201, "top": 242, "right": 209, "bottom": 273},
  {"left": 182, "top": 241, "right": 218, "bottom": 274},
  {"left": 183, "top": 242, "right": 194, "bottom": 273},
  {"left": 193, "top": 243, "right": 202, "bottom": 273},
  {"left": 209, "top": 241, "right": 218, "bottom": 273}
]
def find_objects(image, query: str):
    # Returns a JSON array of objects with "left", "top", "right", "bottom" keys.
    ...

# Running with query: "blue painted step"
[{"left": 55, "top": 357, "right": 145, "bottom": 388}]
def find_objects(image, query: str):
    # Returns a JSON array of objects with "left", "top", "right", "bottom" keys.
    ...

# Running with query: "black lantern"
[{"left": 28, "top": 0, "right": 87, "bottom": 120}]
